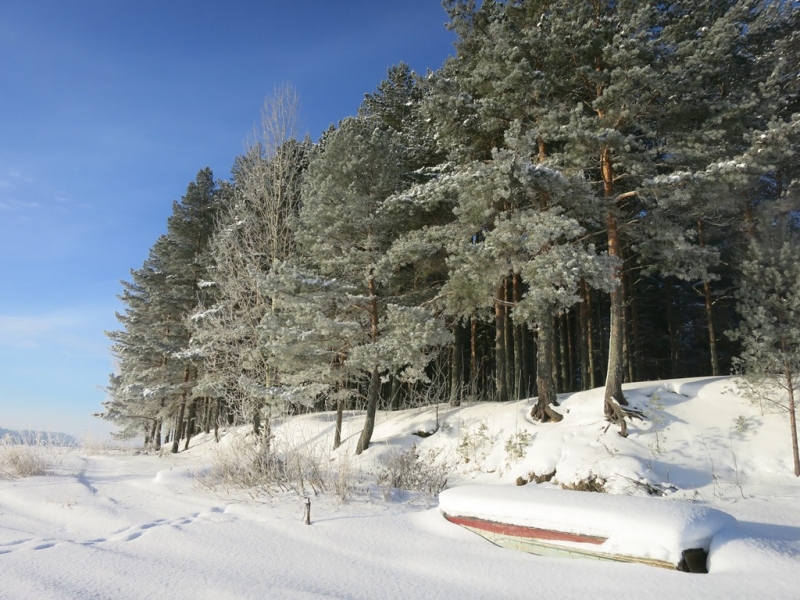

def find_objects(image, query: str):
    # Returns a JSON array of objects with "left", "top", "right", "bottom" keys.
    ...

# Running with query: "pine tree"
[
  {"left": 296, "top": 116, "right": 450, "bottom": 454},
  {"left": 100, "top": 169, "right": 222, "bottom": 450},
  {"left": 386, "top": 129, "right": 615, "bottom": 417},
  {"left": 433, "top": 0, "right": 798, "bottom": 428}
]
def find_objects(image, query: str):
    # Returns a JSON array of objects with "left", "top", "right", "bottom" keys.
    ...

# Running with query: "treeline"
[{"left": 98, "top": 0, "right": 800, "bottom": 454}]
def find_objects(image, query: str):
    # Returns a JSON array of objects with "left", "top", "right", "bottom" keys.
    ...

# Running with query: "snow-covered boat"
[{"left": 439, "top": 485, "right": 736, "bottom": 573}]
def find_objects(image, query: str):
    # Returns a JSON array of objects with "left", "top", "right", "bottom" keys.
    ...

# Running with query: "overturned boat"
[{"left": 439, "top": 484, "right": 736, "bottom": 573}]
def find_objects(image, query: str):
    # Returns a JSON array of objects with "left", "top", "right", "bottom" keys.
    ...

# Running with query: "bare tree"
[{"left": 190, "top": 84, "right": 308, "bottom": 440}]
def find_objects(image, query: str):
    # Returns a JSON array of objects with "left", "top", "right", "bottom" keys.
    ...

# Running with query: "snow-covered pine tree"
[
  {"left": 385, "top": 127, "right": 615, "bottom": 420},
  {"left": 102, "top": 260, "right": 172, "bottom": 446},
  {"left": 434, "top": 0, "right": 798, "bottom": 426},
  {"left": 635, "top": 0, "right": 800, "bottom": 378},
  {"left": 296, "top": 115, "right": 450, "bottom": 454},
  {"left": 101, "top": 169, "right": 222, "bottom": 450}
]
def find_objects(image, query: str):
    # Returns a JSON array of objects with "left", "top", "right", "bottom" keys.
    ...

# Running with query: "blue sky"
[{"left": 0, "top": 1, "right": 455, "bottom": 439}]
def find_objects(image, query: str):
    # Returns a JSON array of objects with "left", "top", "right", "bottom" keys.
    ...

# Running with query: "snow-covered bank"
[{"left": 2, "top": 377, "right": 800, "bottom": 598}]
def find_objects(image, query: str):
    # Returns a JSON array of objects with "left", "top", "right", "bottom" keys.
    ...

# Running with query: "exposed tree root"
[{"left": 603, "top": 396, "right": 645, "bottom": 438}]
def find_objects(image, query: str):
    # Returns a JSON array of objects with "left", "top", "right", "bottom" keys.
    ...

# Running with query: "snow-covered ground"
[{"left": 2, "top": 377, "right": 800, "bottom": 599}]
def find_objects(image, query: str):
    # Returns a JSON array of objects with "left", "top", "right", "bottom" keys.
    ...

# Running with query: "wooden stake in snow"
[{"left": 303, "top": 497, "right": 311, "bottom": 525}]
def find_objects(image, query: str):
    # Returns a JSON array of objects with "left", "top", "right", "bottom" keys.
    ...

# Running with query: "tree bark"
[
  {"left": 603, "top": 209, "right": 629, "bottom": 430},
  {"left": 600, "top": 143, "right": 628, "bottom": 417}
]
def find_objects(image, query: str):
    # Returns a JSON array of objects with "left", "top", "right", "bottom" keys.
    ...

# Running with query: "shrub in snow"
[
  {"left": 377, "top": 445, "right": 451, "bottom": 498},
  {"left": 202, "top": 431, "right": 327, "bottom": 497},
  {"left": 457, "top": 421, "right": 492, "bottom": 467},
  {"left": 504, "top": 430, "right": 532, "bottom": 466},
  {"left": 0, "top": 434, "right": 68, "bottom": 478}
]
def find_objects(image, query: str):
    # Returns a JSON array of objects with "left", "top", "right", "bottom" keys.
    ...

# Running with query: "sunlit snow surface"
[{"left": 2, "top": 377, "right": 800, "bottom": 599}]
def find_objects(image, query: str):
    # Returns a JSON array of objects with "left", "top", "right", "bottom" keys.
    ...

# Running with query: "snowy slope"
[{"left": 1, "top": 377, "right": 800, "bottom": 599}]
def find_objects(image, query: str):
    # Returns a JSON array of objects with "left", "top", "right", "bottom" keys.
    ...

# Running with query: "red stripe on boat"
[{"left": 444, "top": 514, "right": 607, "bottom": 545}]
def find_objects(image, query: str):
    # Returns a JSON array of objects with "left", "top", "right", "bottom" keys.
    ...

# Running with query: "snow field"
[{"left": 2, "top": 377, "right": 800, "bottom": 598}]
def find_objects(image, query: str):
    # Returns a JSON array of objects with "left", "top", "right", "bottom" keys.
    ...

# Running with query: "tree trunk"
[
  {"left": 183, "top": 399, "right": 196, "bottom": 451},
  {"left": 391, "top": 375, "right": 402, "bottom": 411},
  {"left": 356, "top": 366, "right": 380, "bottom": 454},
  {"left": 252, "top": 406, "right": 262, "bottom": 437},
  {"left": 603, "top": 206, "right": 629, "bottom": 436},
  {"left": 630, "top": 286, "right": 644, "bottom": 381},
  {"left": 495, "top": 282, "right": 509, "bottom": 402},
  {"left": 521, "top": 325, "right": 532, "bottom": 398},
  {"left": 584, "top": 281, "right": 598, "bottom": 389},
  {"left": 782, "top": 336, "right": 800, "bottom": 477},
  {"left": 697, "top": 221, "right": 721, "bottom": 376},
  {"left": 202, "top": 398, "right": 212, "bottom": 434},
  {"left": 471, "top": 315, "right": 479, "bottom": 401},
  {"left": 604, "top": 209, "right": 627, "bottom": 411},
  {"left": 504, "top": 278, "right": 516, "bottom": 399},
  {"left": 743, "top": 194, "right": 757, "bottom": 240},
  {"left": 170, "top": 367, "right": 190, "bottom": 453},
  {"left": 787, "top": 368, "right": 800, "bottom": 477},
  {"left": 356, "top": 275, "right": 381, "bottom": 455},
  {"left": 513, "top": 279, "right": 524, "bottom": 400},
  {"left": 214, "top": 399, "right": 221, "bottom": 443},
  {"left": 450, "top": 323, "right": 463, "bottom": 407},
  {"left": 153, "top": 419, "right": 162, "bottom": 450},
  {"left": 621, "top": 271, "right": 633, "bottom": 384},
  {"left": 333, "top": 397, "right": 344, "bottom": 450},
  {"left": 786, "top": 376, "right": 800, "bottom": 477},
  {"left": 147, "top": 419, "right": 157, "bottom": 449},
  {"left": 666, "top": 285, "right": 679, "bottom": 377},
  {"left": 530, "top": 313, "right": 562, "bottom": 422},
  {"left": 566, "top": 311, "right": 575, "bottom": 392},
  {"left": 558, "top": 313, "right": 569, "bottom": 392},
  {"left": 579, "top": 282, "right": 590, "bottom": 390},
  {"left": 170, "top": 400, "right": 185, "bottom": 454}
]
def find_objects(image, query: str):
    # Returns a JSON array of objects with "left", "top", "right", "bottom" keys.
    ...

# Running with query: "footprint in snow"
[{"left": 33, "top": 542, "right": 56, "bottom": 550}]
